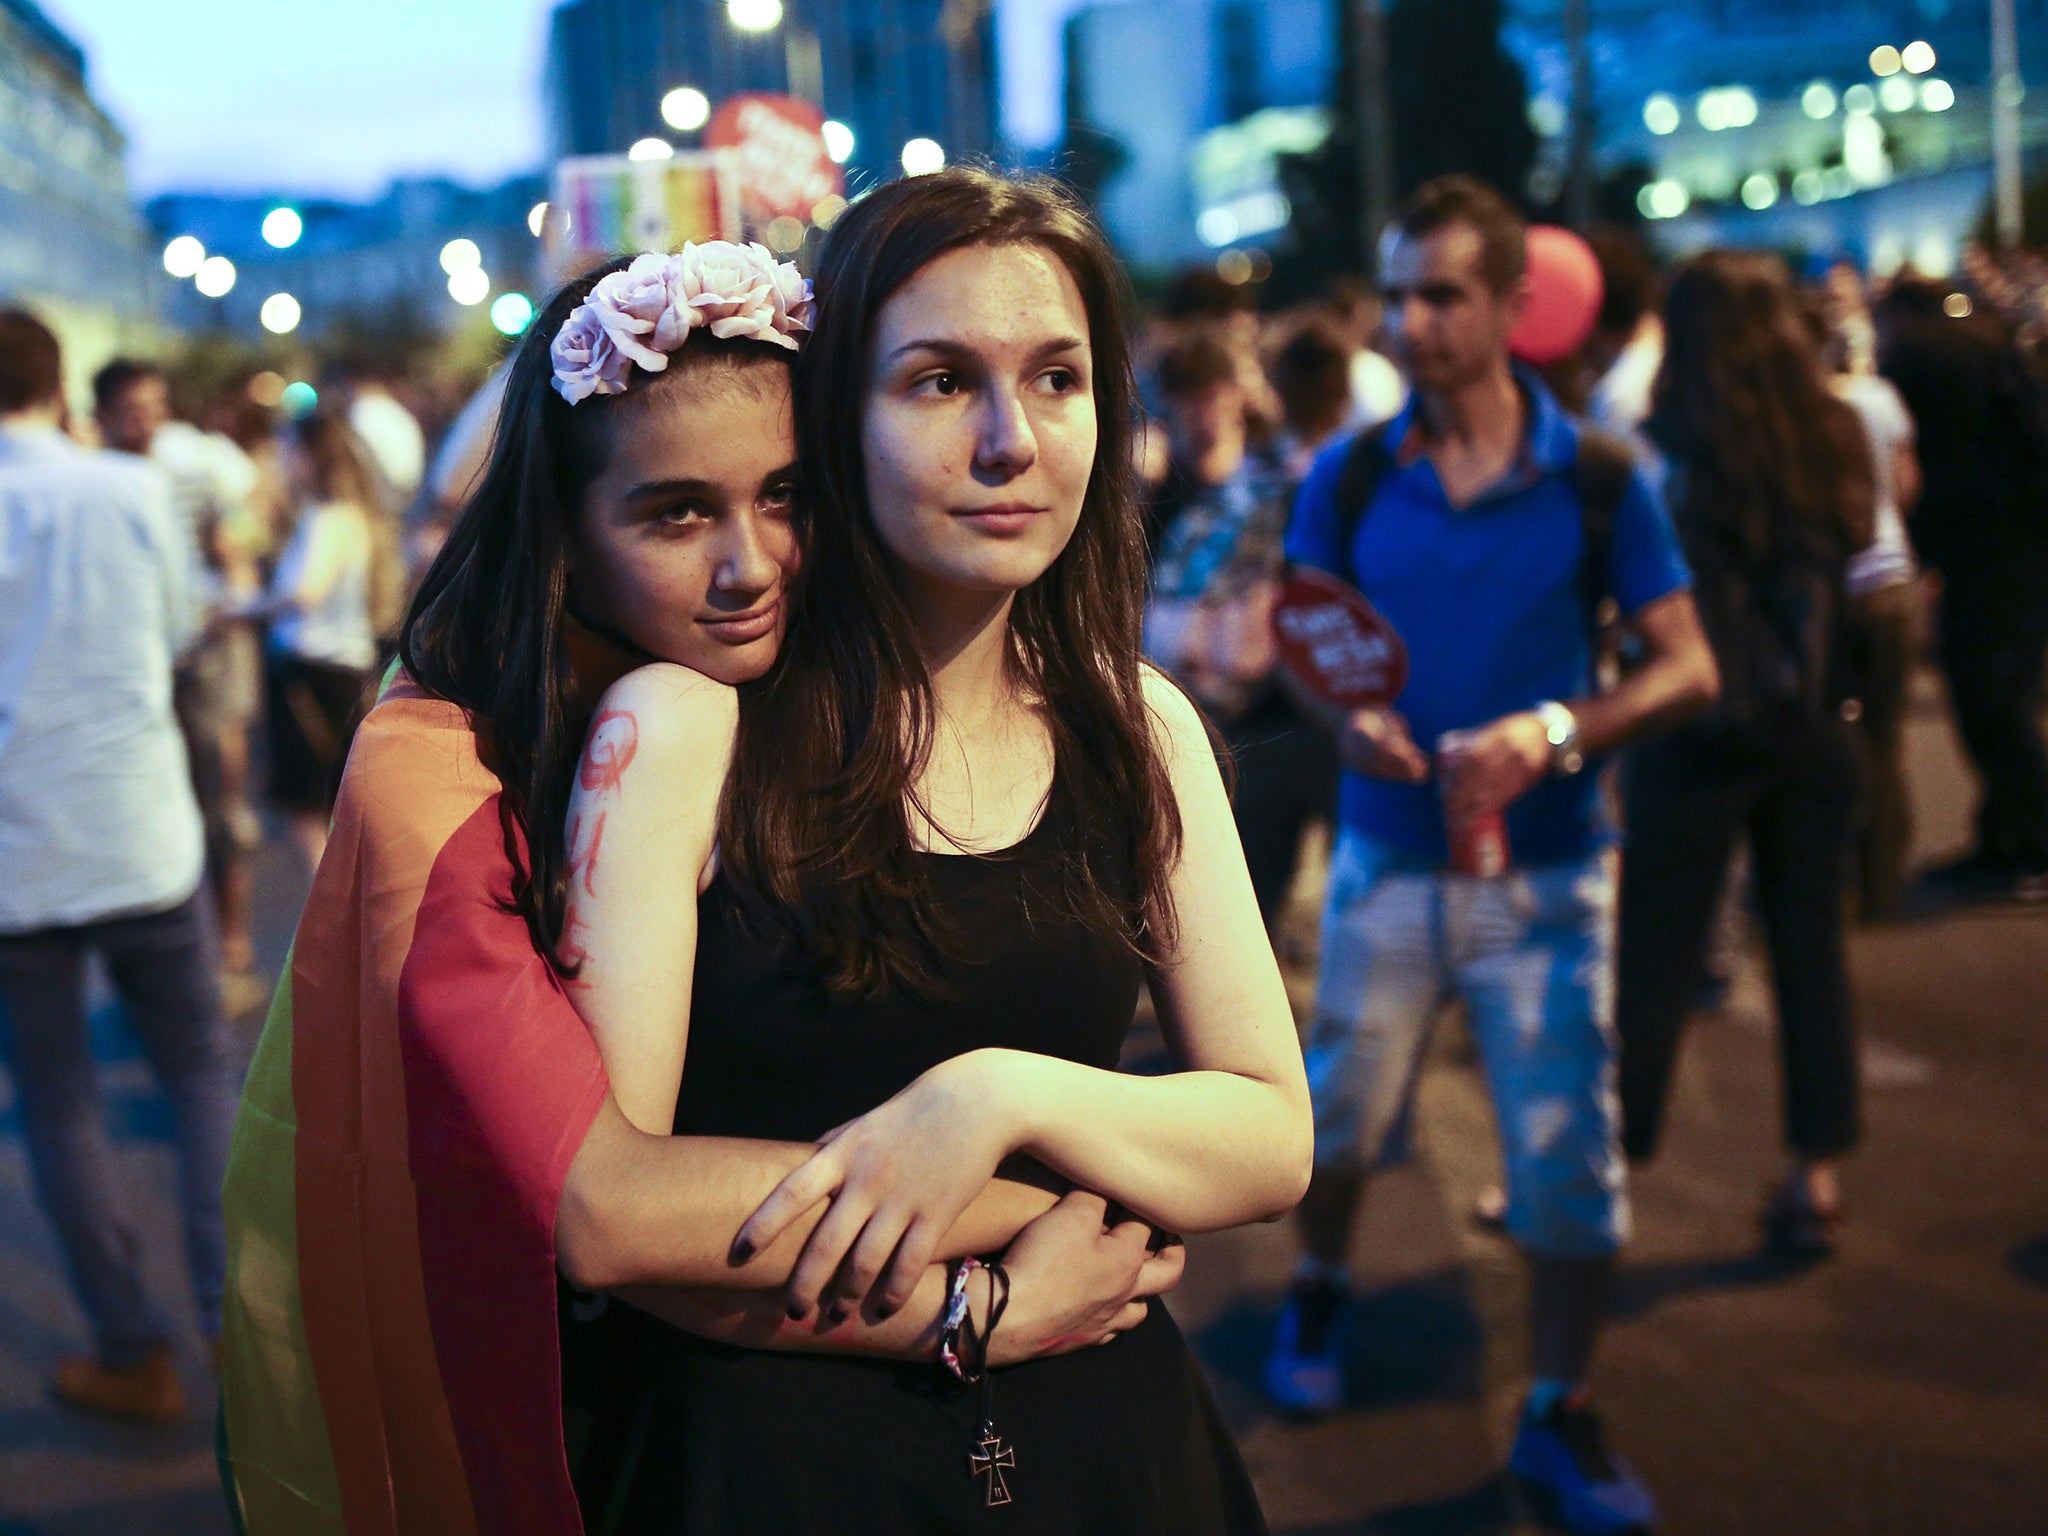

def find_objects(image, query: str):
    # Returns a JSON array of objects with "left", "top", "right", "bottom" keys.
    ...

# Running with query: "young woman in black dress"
[{"left": 565, "top": 171, "right": 1312, "bottom": 1532}]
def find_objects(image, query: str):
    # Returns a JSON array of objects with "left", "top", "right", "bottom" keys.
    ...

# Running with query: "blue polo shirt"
[{"left": 1285, "top": 372, "right": 1691, "bottom": 866}]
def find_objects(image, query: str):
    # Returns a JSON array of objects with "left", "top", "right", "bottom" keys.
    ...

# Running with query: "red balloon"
[{"left": 1510, "top": 225, "right": 1605, "bottom": 365}]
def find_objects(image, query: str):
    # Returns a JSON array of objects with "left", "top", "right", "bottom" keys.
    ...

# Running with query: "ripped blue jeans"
[{"left": 1304, "top": 833, "right": 1629, "bottom": 1259}]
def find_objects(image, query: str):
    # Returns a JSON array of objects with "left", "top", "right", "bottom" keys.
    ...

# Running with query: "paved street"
[{"left": 3, "top": 669, "right": 2045, "bottom": 1534}]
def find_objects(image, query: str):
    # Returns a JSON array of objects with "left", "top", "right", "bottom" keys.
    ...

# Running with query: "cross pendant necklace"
[{"left": 968, "top": 1419, "right": 1016, "bottom": 1507}]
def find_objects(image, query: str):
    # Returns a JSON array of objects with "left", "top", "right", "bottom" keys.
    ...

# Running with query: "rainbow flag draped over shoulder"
[{"left": 218, "top": 678, "right": 610, "bottom": 1534}]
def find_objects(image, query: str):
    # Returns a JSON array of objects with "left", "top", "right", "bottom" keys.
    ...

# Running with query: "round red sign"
[
  {"left": 1270, "top": 567, "right": 1410, "bottom": 708},
  {"left": 705, "top": 92, "right": 843, "bottom": 226}
]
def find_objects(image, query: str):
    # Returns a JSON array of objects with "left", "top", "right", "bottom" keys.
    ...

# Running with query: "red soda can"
[
  {"left": 1436, "top": 727, "right": 1513, "bottom": 877},
  {"left": 1447, "top": 811, "right": 1512, "bottom": 878}
]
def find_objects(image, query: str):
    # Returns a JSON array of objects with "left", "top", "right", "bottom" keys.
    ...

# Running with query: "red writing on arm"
[
  {"left": 578, "top": 709, "right": 640, "bottom": 794},
  {"left": 567, "top": 808, "right": 607, "bottom": 897}
]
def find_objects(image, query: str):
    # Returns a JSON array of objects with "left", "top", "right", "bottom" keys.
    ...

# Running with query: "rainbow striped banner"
[{"left": 218, "top": 680, "right": 610, "bottom": 1534}]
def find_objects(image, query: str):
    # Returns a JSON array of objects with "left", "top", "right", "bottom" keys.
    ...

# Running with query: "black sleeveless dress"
[{"left": 597, "top": 768, "right": 1268, "bottom": 1536}]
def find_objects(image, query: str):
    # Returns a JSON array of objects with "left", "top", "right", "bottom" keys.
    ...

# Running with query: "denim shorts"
[{"left": 1303, "top": 832, "right": 1629, "bottom": 1259}]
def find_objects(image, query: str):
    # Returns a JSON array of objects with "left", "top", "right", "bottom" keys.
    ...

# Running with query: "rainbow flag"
[{"left": 218, "top": 679, "right": 610, "bottom": 1534}]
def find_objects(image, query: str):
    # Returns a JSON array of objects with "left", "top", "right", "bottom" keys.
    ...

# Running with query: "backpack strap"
[
  {"left": 1572, "top": 426, "right": 1636, "bottom": 683},
  {"left": 1329, "top": 421, "right": 1395, "bottom": 586}
]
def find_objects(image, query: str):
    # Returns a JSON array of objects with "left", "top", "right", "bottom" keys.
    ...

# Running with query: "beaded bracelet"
[{"left": 938, "top": 1256, "right": 982, "bottom": 1381}]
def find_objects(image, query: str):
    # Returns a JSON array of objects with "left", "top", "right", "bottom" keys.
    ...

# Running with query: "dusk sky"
[{"left": 40, "top": 0, "right": 1087, "bottom": 200}]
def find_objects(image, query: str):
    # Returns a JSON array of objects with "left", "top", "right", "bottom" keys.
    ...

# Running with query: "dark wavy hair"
[
  {"left": 718, "top": 167, "right": 1182, "bottom": 998},
  {"left": 399, "top": 256, "right": 795, "bottom": 972},
  {"left": 1647, "top": 250, "right": 1874, "bottom": 565}
]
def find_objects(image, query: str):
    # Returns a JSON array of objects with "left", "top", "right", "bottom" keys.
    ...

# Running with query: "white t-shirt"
[
  {"left": 270, "top": 502, "right": 377, "bottom": 670},
  {"left": 0, "top": 425, "right": 204, "bottom": 930},
  {"left": 349, "top": 389, "right": 426, "bottom": 500},
  {"left": 1833, "top": 373, "right": 1919, "bottom": 597}
]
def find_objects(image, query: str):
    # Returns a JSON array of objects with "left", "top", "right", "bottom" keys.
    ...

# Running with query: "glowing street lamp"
[
  {"left": 162, "top": 235, "right": 205, "bottom": 278},
  {"left": 662, "top": 86, "right": 710, "bottom": 132},
  {"left": 261, "top": 207, "right": 303, "bottom": 249},
  {"left": 727, "top": 0, "right": 782, "bottom": 30},
  {"left": 901, "top": 137, "right": 945, "bottom": 176},
  {"left": 195, "top": 255, "right": 237, "bottom": 298}
]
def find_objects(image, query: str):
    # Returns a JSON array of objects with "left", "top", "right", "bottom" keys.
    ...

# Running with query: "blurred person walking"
[
  {"left": 0, "top": 312, "right": 237, "bottom": 1424},
  {"left": 1616, "top": 253, "right": 1876, "bottom": 1256},
  {"left": 95, "top": 361, "right": 269, "bottom": 985},
  {"left": 1264, "top": 178, "right": 1719, "bottom": 1535},
  {"left": 1269, "top": 319, "right": 1363, "bottom": 484},
  {"left": 1807, "top": 294, "right": 1924, "bottom": 921},
  {"left": 1145, "top": 332, "right": 1338, "bottom": 925},
  {"left": 1880, "top": 278, "right": 2048, "bottom": 900},
  {"left": 257, "top": 410, "right": 404, "bottom": 871}
]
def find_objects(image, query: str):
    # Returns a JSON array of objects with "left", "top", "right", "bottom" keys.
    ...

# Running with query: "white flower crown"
[{"left": 550, "top": 241, "right": 815, "bottom": 405}]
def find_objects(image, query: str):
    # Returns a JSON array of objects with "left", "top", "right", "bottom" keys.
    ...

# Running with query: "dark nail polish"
[
  {"left": 824, "top": 1305, "right": 849, "bottom": 1327},
  {"left": 786, "top": 1301, "right": 807, "bottom": 1321},
  {"left": 729, "top": 1237, "right": 754, "bottom": 1264},
  {"left": 875, "top": 1301, "right": 899, "bottom": 1321}
]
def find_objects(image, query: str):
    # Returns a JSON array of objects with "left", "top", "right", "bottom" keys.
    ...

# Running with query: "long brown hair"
[
  {"left": 719, "top": 167, "right": 1182, "bottom": 998},
  {"left": 400, "top": 258, "right": 795, "bottom": 971},
  {"left": 291, "top": 409, "right": 408, "bottom": 637},
  {"left": 1647, "top": 250, "right": 1874, "bottom": 563}
]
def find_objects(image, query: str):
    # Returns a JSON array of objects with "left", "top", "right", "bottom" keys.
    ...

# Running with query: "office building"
[
  {"left": 546, "top": 0, "right": 999, "bottom": 189},
  {"left": 0, "top": 0, "right": 159, "bottom": 383}
]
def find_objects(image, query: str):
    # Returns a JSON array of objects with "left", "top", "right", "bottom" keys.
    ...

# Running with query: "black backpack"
[{"left": 1325, "top": 420, "right": 1639, "bottom": 674}]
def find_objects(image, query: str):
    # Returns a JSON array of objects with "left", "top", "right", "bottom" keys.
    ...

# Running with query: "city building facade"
[
  {"left": 546, "top": 0, "right": 999, "bottom": 190},
  {"left": 1062, "top": 0, "right": 2048, "bottom": 277},
  {"left": 148, "top": 175, "right": 549, "bottom": 347},
  {"left": 0, "top": 0, "right": 160, "bottom": 391}
]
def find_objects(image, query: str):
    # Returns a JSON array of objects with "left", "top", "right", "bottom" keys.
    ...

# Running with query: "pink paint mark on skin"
[
  {"left": 567, "top": 808, "right": 607, "bottom": 896},
  {"left": 1037, "top": 1333, "right": 1096, "bottom": 1353},
  {"left": 579, "top": 709, "right": 639, "bottom": 794}
]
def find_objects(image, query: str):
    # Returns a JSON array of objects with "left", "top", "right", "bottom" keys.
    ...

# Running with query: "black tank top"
[{"left": 583, "top": 761, "right": 1268, "bottom": 1535}]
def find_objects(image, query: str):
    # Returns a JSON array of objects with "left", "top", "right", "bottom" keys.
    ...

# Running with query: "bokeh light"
[
  {"left": 812, "top": 193, "right": 849, "bottom": 227},
  {"left": 491, "top": 292, "right": 536, "bottom": 336},
  {"left": 1802, "top": 81, "right": 1838, "bottom": 119},
  {"left": 1843, "top": 83, "right": 1877, "bottom": 115},
  {"left": 764, "top": 215, "right": 806, "bottom": 253},
  {"left": 246, "top": 371, "right": 286, "bottom": 408},
  {"left": 259, "top": 293, "right": 301, "bottom": 333},
  {"left": 261, "top": 207, "right": 303, "bottom": 249},
  {"left": 1922, "top": 78, "right": 1955, "bottom": 112},
  {"left": 162, "top": 235, "right": 204, "bottom": 277},
  {"left": 528, "top": 201, "right": 550, "bottom": 237},
  {"left": 822, "top": 119, "right": 856, "bottom": 164},
  {"left": 448, "top": 267, "right": 490, "bottom": 306},
  {"left": 662, "top": 87, "right": 710, "bottom": 132},
  {"left": 900, "top": 137, "right": 945, "bottom": 176},
  {"left": 1642, "top": 94, "right": 1680, "bottom": 135},
  {"left": 1869, "top": 45, "right": 1903, "bottom": 77},
  {"left": 1879, "top": 75, "right": 1917, "bottom": 112},
  {"left": 439, "top": 238, "right": 481, "bottom": 274},
  {"left": 280, "top": 381, "right": 318, "bottom": 417},
  {"left": 195, "top": 255, "right": 236, "bottom": 297},
  {"left": 727, "top": 0, "right": 783, "bottom": 30},
  {"left": 628, "top": 137, "right": 674, "bottom": 161},
  {"left": 1741, "top": 173, "right": 1779, "bottom": 210},
  {"left": 1902, "top": 41, "right": 1937, "bottom": 74}
]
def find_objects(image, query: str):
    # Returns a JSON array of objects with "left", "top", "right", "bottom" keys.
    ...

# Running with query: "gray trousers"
[{"left": 0, "top": 891, "right": 235, "bottom": 1366}]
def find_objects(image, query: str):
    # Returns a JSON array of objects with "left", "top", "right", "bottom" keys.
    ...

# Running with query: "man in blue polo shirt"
[{"left": 1264, "top": 178, "right": 1719, "bottom": 1534}]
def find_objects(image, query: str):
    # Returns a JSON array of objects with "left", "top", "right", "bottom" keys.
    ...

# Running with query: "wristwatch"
[{"left": 1534, "top": 701, "right": 1584, "bottom": 777}]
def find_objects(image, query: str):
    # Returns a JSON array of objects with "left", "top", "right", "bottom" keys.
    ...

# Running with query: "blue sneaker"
[
  {"left": 1509, "top": 1392, "right": 1657, "bottom": 1533},
  {"left": 1262, "top": 1279, "right": 1347, "bottom": 1416}
]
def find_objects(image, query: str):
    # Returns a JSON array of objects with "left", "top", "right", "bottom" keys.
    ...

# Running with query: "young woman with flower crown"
[
  {"left": 561, "top": 172, "right": 1309, "bottom": 1530},
  {"left": 215, "top": 241, "right": 1184, "bottom": 1536}
]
